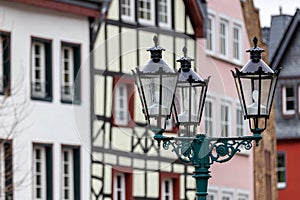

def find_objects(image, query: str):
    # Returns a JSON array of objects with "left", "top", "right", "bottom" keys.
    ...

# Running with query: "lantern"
[
  {"left": 232, "top": 37, "right": 280, "bottom": 130},
  {"left": 132, "top": 36, "right": 178, "bottom": 134},
  {"left": 173, "top": 47, "right": 210, "bottom": 136}
]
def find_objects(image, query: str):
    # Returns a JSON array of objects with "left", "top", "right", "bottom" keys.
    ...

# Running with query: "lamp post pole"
[{"left": 133, "top": 36, "right": 280, "bottom": 200}]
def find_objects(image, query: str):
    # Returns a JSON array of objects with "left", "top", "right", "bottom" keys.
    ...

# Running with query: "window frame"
[
  {"left": 61, "top": 145, "right": 81, "bottom": 200},
  {"left": 159, "top": 172, "right": 180, "bottom": 200},
  {"left": 120, "top": 0, "right": 135, "bottom": 22},
  {"left": 31, "top": 37, "right": 52, "bottom": 102},
  {"left": 220, "top": 101, "right": 231, "bottom": 137},
  {"left": 0, "top": 31, "right": 10, "bottom": 96},
  {"left": 219, "top": 18, "right": 229, "bottom": 58},
  {"left": 204, "top": 96, "right": 215, "bottom": 137},
  {"left": 207, "top": 188, "right": 218, "bottom": 200},
  {"left": 112, "top": 76, "right": 135, "bottom": 127},
  {"left": 61, "top": 42, "right": 81, "bottom": 105},
  {"left": 282, "top": 85, "right": 296, "bottom": 116},
  {"left": 158, "top": 0, "right": 172, "bottom": 29},
  {"left": 221, "top": 190, "right": 233, "bottom": 200},
  {"left": 206, "top": 13, "right": 215, "bottom": 53},
  {"left": 111, "top": 167, "right": 133, "bottom": 200},
  {"left": 232, "top": 23, "right": 242, "bottom": 63},
  {"left": 277, "top": 151, "right": 286, "bottom": 189},
  {"left": 236, "top": 104, "right": 246, "bottom": 137},
  {"left": 32, "top": 143, "right": 53, "bottom": 200},
  {"left": 137, "top": 0, "right": 155, "bottom": 26}
]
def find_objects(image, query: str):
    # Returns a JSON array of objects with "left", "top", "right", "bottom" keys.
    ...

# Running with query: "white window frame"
[
  {"left": 207, "top": 188, "right": 218, "bottom": 200},
  {"left": 233, "top": 23, "right": 242, "bottom": 63},
  {"left": 237, "top": 192, "right": 249, "bottom": 200},
  {"left": 206, "top": 14, "right": 215, "bottom": 53},
  {"left": 121, "top": 0, "right": 135, "bottom": 22},
  {"left": 277, "top": 152, "right": 286, "bottom": 189},
  {"left": 158, "top": 0, "right": 171, "bottom": 28},
  {"left": 62, "top": 149, "right": 74, "bottom": 200},
  {"left": 0, "top": 144, "right": 4, "bottom": 198},
  {"left": 162, "top": 178, "right": 173, "bottom": 200},
  {"left": 138, "top": 0, "right": 155, "bottom": 26},
  {"left": 31, "top": 42, "right": 46, "bottom": 98},
  {"left": 33, "top": 146, "right": 47, "bottom": 200},
  {"left": 219, "top": 18, "right": 229, "bottom": 58},
  {"left": 221, "top": 101, "right": 231, "bottom": 137},
  {"left": 221, "top": 190, "right": 233, "bottom": 200},
  {"left": 0, "top": 35, "right": 3, "bottom": 93},
  {"left": 114, "top": 173, "right": 126, "bottom": 200},
  {"left": 282, "top": 86, "right": 295, "bottom": 115},
  {"left": 115, "top": 83, "right": 129, "bottom": 125},
  {"left": 236, "top": 104, "right": 246, "bottom": 136},
  {"left": 204, "top": 97, "right": 215, "bottom": 137},
  {"left": 61, "top": 46, "right": 74, "bottom": 102}
]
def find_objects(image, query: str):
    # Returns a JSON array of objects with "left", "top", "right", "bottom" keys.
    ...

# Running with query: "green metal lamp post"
[{"left": 132, "top": 36, "right": 280, "bottom": 200}]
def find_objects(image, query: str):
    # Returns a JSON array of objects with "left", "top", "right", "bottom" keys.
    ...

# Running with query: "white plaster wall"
[{"left": 0, "top": 2, "right": 91, "bottom": 199}]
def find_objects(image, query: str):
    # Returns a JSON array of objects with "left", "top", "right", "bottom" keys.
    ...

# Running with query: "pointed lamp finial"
[
  {"left": 182, "top": 46, "right": 187, "bottom": 58},
  {"left": 153, "top": 35, "right": 158, "bottom": 47},
  {"left": 253, "top": 37, "right": 258, "bottom": 48}
]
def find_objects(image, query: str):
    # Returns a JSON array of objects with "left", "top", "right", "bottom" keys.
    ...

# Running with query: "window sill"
[
  {"left": 61, "top": 99, "right": 81, "bottom": 105},
  {"left": 31, "top": 96, "right": 52, "bottom": 102},
  {"left": 277, "top": 182, "right": 286, "bottom": 189}
]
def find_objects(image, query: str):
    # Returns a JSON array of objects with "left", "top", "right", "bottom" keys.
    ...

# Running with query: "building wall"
[
  {"left": 91, "top": 0, "right": 205, "bottom": 199},
  {"left": 196, "top": 0, "right": 254, "bottom": 199},
  {"left": 0, "top": 2, "right": 91, "bottom": 199},
  {"left": 277, "top": 139, "right": 300, "bottom": 199},
  {"left": 241, "top": 1, "right": 278, "bottom": 200}
]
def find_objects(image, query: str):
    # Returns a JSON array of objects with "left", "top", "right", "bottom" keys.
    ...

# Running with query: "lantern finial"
[
  {"left": 246, "top": 36, "right": 264, "bottom": 62},
  {"left": 147, "top": 35, "right": 165, "bottom": 62},
  {"left": 153, "top": 35, "right": 158, "bottom": 47},
  {"left": 183, "top": 46, "right": 187, "bottom": 58},
  {"left": 253, "top": 36, "right": 258, "bottom": 48}
]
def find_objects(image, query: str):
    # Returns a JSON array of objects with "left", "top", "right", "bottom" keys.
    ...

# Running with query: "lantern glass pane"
[
  {"left": 174, "top": 81, "right": 206, "bottom": 124},
  {"left": 138, "top": 72, "right": 177, "bottom": 130}
]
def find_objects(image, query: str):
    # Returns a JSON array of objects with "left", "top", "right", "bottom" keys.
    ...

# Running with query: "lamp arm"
[{"left": 155, "top": 134, "right": 262, "bottom": 165}]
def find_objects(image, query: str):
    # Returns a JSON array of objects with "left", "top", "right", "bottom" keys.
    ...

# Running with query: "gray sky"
[{"left": 253, "top": 0, "right": 299, "bottom": 27}]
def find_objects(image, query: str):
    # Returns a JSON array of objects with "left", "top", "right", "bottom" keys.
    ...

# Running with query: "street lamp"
[{"left": 132, "top": 36, "right": 280, "bottom": 200}]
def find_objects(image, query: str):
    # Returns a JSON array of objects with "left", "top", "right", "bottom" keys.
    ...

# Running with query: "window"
[
  {"left": 121, "top": 0, "right": 135, "bottom": 22},
  {"left": 112, "top": 167, "right": 133, "bottom": 200},
  {"left": 113, "top": 77, "right": 134, "bottom": 126},
  {"left": 206, "top": 14, "right": 215, "bottom": 52},
  {"left": 221, "top": 103, "right": 231, "bottom": 137},
  {"left": 236, "top": 106, "right": 245, "bottom": 136},
  {"left": 282, "top": 86, "right": 295, "bottom": 115},
  {"left": 0, "top": 32, "right": 10, "bottom": 95},
  {"left": 237, "top": 193, "right": 249, "bottom": 200},
  {"left": 61, "top": 146, "right": 80, "bottom": 200},
  {"left": 158, "top": 0, "right": 171, "bottom": 28},
  {"left": 0, "top": 141, "right": 13, "bottom": 199},
  {"left": 159, "top": 172, "right": 180, "bottom": 200},
  {"left": 162, "top": 178, "right": 173, "bottom": 200},
  {"left": 277, "top": 152, "right": 286, "bottom": 189},
  {"left": 61, "top": 43, "right": 81, "bottom": 104},
  {"left": 233, "top": 24, "right": 242, "bottom": 62},
  {"left": 219, "top": 19, "right": 228, "bottom": 57},
  {"left": 138, "top": 0, "right": 155, "bottom": 25},
  {"left": 33, "top": 144, "right": 53, "bottom": 200},
  {"left": 31, "top": 38, "right": 52, "bottom": 101},
  {"left": 205, "top": 99, "right": 214, "bottom": 137},
  {"left": 222, "top": 191, "right": 233, "bottom": 200},
  {"left": 207, "top": 189, "right": 218, "bottom": 200}
]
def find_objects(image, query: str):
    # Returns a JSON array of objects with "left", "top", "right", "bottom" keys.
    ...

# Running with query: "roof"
[
  {"left": 184, "top": 0, "right": 207, "bottom": 38},
  {"left": 270, "top": 9, "right": 300, "bottom": 70},
  {"left": 6, "top": 0, "right": 105, "bottom": 18}
]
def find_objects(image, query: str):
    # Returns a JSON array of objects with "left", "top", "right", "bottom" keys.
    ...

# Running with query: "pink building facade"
[{"left": 197, "top": 0, "right": 253, "bottom": 199}]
